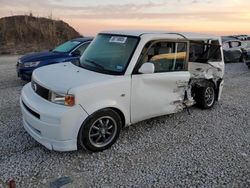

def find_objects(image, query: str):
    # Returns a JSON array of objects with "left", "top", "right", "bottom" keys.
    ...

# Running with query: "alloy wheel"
[
  {"left": 205, "top": 87, "right": 215, "bottom": 107},
  {"left": 88, "top": 116, "right": 117, "bottom": 148}
]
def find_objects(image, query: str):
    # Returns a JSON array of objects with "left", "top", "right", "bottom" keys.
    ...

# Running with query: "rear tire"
[
  {"left": 241, "top": 55, "right": 247, "bottom": 63},
  {"left": 240, "top": 55, "right": 243, "bottom": 63},
  {"left": 77, "top": 109, "right": 122, "bottom": 152},
  {"left": 194, "top": 82, "right": 216, "bottom": 109}
]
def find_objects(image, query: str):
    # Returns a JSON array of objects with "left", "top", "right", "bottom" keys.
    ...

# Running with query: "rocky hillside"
[{"left": 0, "top": 15, "right": 81, "bottom": 54}]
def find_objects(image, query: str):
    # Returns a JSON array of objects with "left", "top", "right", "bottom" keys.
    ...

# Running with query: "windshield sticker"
[
  {"left": 109, "top": 36, "right": 127, "bottom": 44},
  {"left": 116, "top": 65, "right": 123, "bottom": 70}
]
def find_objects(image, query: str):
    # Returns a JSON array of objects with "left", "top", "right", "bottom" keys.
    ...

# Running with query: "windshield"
[
  {"left": 80, "top": 34, "right": 139, "bottom": 75},
  {"left": 53, "top": 40, "right": 81, "bottom": 53}
]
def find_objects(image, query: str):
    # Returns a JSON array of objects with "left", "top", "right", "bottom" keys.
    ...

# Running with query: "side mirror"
[
  {"left": 138, "top": 62, "right": 155, "bottom": 74},
  {"left": 71, "top": 50, "right": 81, "bottom": 56}
]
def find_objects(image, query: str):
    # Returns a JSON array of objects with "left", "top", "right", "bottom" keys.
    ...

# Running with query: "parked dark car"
[
  {"left": 16, "top": 37, "right": 93, "bottom": 80},
  {"left": 222, "top": 37, "right": 247, "bottom": 63}
]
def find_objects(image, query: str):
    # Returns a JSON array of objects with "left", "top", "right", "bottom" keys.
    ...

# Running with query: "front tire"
[
  {"left": 77, "top": 109, "right": 122, "bottom": 152},
  {"left": 194, "top": 82, "right": 216, "bottom": 109}
]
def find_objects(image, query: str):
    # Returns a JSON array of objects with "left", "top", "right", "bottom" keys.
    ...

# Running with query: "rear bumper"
[{"left": 20, "top": 83, "right": 88, "bottom": 151}]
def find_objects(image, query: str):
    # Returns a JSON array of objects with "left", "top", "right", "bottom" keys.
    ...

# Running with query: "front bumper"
[
  {"left": 16, "top": 65, "right": 33, "bottom": 81},
  {"left": 18, "top": 72, "right": 32, "bottom": 81},
  {"left": 20, "top": 83, "right": 88, "bottom": 151}
]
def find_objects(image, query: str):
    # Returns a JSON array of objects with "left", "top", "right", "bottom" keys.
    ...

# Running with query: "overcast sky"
[{"left": 0, "top": 0, "right": 250, "bottom": 36}]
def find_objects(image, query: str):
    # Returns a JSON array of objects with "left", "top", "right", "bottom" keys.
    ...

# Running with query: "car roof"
[
  {"left": 100, "top": 30, "right": 220, "bottom": 40},
  {"left": 71, "top": 37, "right": 94, "bottom": 42},
  {"left": 221, "top": 36, "right": 241, "bottom": 43}
]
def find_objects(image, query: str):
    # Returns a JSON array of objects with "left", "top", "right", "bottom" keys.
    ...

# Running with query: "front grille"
[
  {"left": 22, "top": 101, "right": 40, "bottom": 119},
  {"left": 31, "top": 81, "right": 50, "bottom": 100}
]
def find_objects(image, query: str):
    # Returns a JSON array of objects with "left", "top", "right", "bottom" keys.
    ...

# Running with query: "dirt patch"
[{"left": 0, "top": 15, "right": 81, "bottom": 54}]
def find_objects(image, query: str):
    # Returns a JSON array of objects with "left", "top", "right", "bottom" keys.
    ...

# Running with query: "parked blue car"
[{"left": 16, "top": 37, "right": 93, "bottom": 80}]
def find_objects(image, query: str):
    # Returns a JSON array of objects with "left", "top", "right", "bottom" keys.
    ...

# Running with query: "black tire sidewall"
[
  {"left": 195, "top": 82, "right": 216, "bottom": 109},
  {"left": 77, "top": 109, "right": 122, "bottom": 152}
]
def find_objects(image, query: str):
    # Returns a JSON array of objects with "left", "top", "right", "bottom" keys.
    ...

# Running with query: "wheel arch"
[
  {"left": 191, "top": 78, "right": 219, "bottom": 100},
  {"left": 109, "top": 107, "right": 126, "bottom": 128},
  {"left": 81, "top": 99, "right": 130, "bottom": 127},
  {"left": 80, "top": 106, "right": 127, "bottom": 130}
]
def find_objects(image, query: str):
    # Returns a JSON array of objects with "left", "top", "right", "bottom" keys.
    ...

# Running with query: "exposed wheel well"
[
  {"left": 191, "top": 79, "right": 219, "bottom": 100},
  {"left": 208, "top": 79, "right": 216, "bottom": 90}
]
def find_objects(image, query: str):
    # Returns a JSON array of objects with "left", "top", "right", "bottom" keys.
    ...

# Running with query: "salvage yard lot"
[{"left": 0, "top": 55, "right": 250, "bottom": 187}]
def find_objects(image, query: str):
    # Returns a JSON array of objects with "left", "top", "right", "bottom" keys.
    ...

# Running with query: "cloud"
[
  {"left": 66, "top": 11, "right": 237, "bottom": 20},
  {"left": 0, "top": 0, "right": 250, "bottom": 35},
  {"left": 0, "top": 0, "right": 247, "bottom": 22}
]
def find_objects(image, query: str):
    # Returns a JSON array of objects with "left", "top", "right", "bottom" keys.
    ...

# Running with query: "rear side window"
[
  {"left": 139, "top": 41, "right": 188, "bottom": 73},
  {"left": 189, "top": 41, "right": 205, "bottom": 62},
  {"left": 189, "top": 40, "right": 222, "bottom": 63},
  {"left": 210, "top": 40, "right": 222, "bottom": 62},
  {"left": 222, "top": 42, "right": 230, "bottom": 49},
  {"left": 231, "top": 41, "right": 241, "bottom": 48},
  {"left": 76, "top": 42, "right": 90, "bottom": 55}
]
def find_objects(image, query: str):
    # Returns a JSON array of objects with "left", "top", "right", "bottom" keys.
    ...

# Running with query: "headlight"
[
  {"left": 24, "top": 61, "right": 40, "bottom": 68},
  {"left": 49, "top": 91, "right": 75, "bottom": 106}
]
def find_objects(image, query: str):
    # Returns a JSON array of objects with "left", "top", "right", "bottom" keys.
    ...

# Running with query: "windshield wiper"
[{"left": 85, "top": 59, "right": 105, "bottom": 70}]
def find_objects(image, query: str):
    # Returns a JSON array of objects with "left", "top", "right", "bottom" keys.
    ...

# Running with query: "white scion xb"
[{"left": 20, "top": 31, "right": 225, "bottom": 152}]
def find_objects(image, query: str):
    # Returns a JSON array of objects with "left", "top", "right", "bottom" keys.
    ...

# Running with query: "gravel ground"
[{"left": 0, "top": 55, "right": 250, "bottom": 187}]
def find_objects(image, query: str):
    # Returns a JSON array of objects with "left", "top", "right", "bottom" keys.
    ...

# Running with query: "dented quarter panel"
[
  {"left": 188, "top": 62, "right": 224, "bottom": 80},
  {"left": 188, "top": 61, "right": 225, "bottom": 101}
]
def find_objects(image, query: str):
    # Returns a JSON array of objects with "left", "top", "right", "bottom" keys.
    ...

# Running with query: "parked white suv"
[{"left": 20, "top": 31, "right": 224, "bottom": 152}]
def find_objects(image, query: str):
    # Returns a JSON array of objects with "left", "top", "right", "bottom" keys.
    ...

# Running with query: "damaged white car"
[{"left": 20, "top": 31, "right": 224, "bottom": 152}]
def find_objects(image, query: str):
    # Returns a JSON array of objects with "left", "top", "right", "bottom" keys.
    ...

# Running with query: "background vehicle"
[
  {"left": 16, "top": 37, "right": 93, "bottom": 80},
  {"left": 242, "top": 41, "right": 250, "bottom": 69},
  {"left": 222, "top": 37, "right": 247, "bottom": 63},
  {"left": 20, "top": 31, "right": 224, "bottom": 152}
]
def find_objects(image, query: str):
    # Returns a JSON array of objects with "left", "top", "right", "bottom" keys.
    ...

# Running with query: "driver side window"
[
  {"left": 76, "top": 42, "right": 91, "bottom": 55},
  {"left": 140, "top": 41, "right": 187, "bottom": 73}
]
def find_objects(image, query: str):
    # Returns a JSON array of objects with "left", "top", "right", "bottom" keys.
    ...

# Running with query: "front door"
[{"left": 131, "top": 40, "right": 190, "bottom": 123}]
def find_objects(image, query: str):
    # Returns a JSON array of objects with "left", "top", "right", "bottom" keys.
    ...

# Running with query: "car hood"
[
  {"left": 32, "top": 62, "right": 116, "bottom": 93},
  {"left": 20, "top": 51, "right": 68, "bottom": 63}
]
